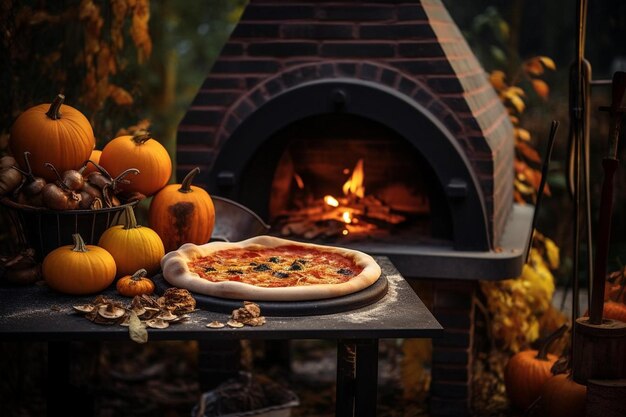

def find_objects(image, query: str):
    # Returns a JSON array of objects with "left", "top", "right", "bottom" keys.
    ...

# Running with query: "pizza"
[{"left": 160, "top": 235, "right": 381, "bottom": 301}]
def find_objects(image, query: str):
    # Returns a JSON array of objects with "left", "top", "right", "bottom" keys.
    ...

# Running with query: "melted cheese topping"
[{"left": 188, "top": 245, "right": 363, "bottom": 288}]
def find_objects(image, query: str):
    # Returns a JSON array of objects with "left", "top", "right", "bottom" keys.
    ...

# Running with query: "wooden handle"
[
  {"left": 610, "top": 71, "right": 626, "bottom": 112},
  {"left": 589, "top": 158, "right": 619, "bottom": 324}
]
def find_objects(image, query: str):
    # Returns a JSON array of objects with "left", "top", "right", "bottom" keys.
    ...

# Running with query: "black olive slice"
[{"left": 273, "top": 271, "right": 290, "bottom": 279}]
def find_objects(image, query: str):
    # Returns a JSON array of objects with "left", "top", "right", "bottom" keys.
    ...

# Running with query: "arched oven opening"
[{"left": 207, "top": 79, "right": 492, "bottom": 260}]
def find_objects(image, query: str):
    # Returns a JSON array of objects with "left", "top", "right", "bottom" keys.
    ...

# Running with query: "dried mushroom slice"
[
  {"left": 226, "top": 319, "right": 244, "bottom": 328},
  {"left": 169, "top": 314, "right": 190, "bottom": 324},
  {"left": 130, "top": 296, "right": 146, "bottom": 316},
  {"left": 98, "top": 303, "right": 125, "bottom": 320},
  {"left": 206, "top": 321, "right": 225, "bottom": 329},
  {"left": 157, "top": 310, "right": 178, "bottom": 321},
  {"left": 73, "top": 304, "right": 95, "bottom": 314},
  {"left": 146, "top": 318, "right": 169, "bottom": 329},
  {"left": 140, "top": 307, "right": 160, "bottom": 319}
]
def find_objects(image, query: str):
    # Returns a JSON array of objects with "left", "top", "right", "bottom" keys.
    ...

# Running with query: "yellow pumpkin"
[
  {"left": 98, "top": 205, "right": 165, "bottom": 277},
  {"left": 10, "top": 94, "right": 95, "bottom": 181},
  {"left": 99, "top": 130, "right": 172, "bottom": 196},
  {"left": 42, "top": 233, "right": 116, "bottom": 295},
  {"left": 148, "top": 167, "right": 215, "bottom": 252},
  {"left": 116, "top": 268, "right": 155, "bottom": 297}
]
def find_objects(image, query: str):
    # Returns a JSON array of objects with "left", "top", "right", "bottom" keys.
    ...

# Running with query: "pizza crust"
[{"left": 160, "top": 235, "right": 382, "bottom": 301}]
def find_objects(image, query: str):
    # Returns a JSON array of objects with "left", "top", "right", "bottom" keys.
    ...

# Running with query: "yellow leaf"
[
  {"left": 532, "top": 79, "right": 550, "bottom": 100},
  {"left": 539, "top": 56, "right": 556, "bottom": 70},
  {"left": 508, "top": 94, "right": 526, "bottom": 113},
  {"left": 544, "top": 237, "right": 560, "bottom": 269},
  {"left": 505, "top": 86, "right": 526, "bottom": 97},
  {"left": 489, "top": 70, "right": 507, "bottom": 91},
  {"left": 516, "top": 128, "right": 531, "bottom": 142}
]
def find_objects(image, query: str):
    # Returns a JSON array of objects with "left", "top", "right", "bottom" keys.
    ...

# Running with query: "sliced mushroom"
[
  {"left": 170, "top": 314, "right": 190, "bottom": 324},
  {"left": 141, "top": 307, "right": 160, "bottom": 319},
  {"left": 130, "top": 296, "right": 146, "bottom": 316},
  {"left": 226, "top": 319, "right": 244, "bottom": 328},
  {"left": 206, "top": 321, "right": 225, "bottom": 329},
  {"left": 73, "top": 304, "right": 96, "bottom": 314},
  {"left": 157, "top": 310, "right": 178, "bottom": 321},
  {"left": 146, "top": 318, "right": 169, "bottom": 329},
  {"left": 98, "top": 303, "right": 126, "bottom": 320}
]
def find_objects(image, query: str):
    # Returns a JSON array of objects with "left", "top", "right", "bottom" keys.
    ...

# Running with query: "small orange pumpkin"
[
  {"left": 10, "top": 94, "right": 95, "bottom": 181},
  {"left": 540, "top": 373, "right": 586, "bottom": 417},
  {"left": 42, "top": 233, "right": 116, "bottom": 295},
  {"left": 148, "top": 167, "right": 215, "bottom": 252},
  {"left": 98, "top": 206, "right": 165, "bottom": 277},
  {"left": 99, "top": 130, "right": 172, "bottom": 196},
  {"left": 116, "top": 268, "right": 155, "bottom": 297},
  {"left": 504, "top": 324, "right": 567, "bottom": 410}
]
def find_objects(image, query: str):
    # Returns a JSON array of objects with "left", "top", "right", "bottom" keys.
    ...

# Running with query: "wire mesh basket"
[{"left": 0, "top": 197, "right": 137, "bottom": 261}]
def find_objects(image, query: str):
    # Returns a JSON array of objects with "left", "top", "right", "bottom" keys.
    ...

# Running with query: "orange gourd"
[
  {"left": 148, "top": 167, "right": 215, "bottom": 252},
  {"left": 99, "top": 130, "right": 172, "bottom": 196},
  {"left": 10, "top": 94, "right": 95, "bottom": 181},
  {"left": 116, "top": 268, "right": 155, "bottom": 297},
  {"left": 98, "top": 206, "right": 165, "bottom": 277},
  {"left": 540, "top": 373, "right": 586, "bottom": 417},
  {"left": 504, "top": 325, "right": 567, "bottom": 410},
  {"left": 81, "top": 149, "right": 102, "bottom": 176},
  {"left": 42, "top": 233, "right": 116, "bottom": 295}
]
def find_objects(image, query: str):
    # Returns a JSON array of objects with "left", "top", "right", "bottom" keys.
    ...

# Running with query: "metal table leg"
[{"left": 335, "top": 339, "right": 379, "bottom": 417}]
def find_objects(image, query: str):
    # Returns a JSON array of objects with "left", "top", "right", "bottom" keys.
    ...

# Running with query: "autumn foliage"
[
  {"left": 480, "top": 56, "right": 568, "bottom": 353},
  {"left": 1, "top": 0, "right": 152, "bottom": 147}
]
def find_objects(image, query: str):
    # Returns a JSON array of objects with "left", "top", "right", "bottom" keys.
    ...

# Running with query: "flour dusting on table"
[{"left": 338, "top": 274, "right": 401, "bottom": 323}]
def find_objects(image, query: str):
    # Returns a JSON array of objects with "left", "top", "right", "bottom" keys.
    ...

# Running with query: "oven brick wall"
[{"left": 177, "top": 0, "right": 514, "bottom": 246}]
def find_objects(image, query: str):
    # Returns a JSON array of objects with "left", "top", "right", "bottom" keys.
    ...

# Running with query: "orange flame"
[
  {"left": 324, "top": 195, "right": 339, "bottom": 207},
  {"left": 342, "top": 159, "right": 365, "bottom": 198}
]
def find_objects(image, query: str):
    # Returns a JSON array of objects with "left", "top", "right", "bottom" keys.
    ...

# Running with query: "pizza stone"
[{"left": 160, "top": 235, "right": 382, "bottom": 301}]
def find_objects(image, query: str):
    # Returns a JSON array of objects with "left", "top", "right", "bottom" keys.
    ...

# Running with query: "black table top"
[{"left": 0, "top": 257, "right": 442, "bottom": 342}]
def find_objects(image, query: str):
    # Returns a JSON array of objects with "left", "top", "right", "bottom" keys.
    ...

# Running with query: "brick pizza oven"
[{"left": 176, "top": 1, "right": 533, "bottom": 416}]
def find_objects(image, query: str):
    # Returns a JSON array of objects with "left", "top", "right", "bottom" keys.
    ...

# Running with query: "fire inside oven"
[{"left": 245, "top": 113, "right": 453, "bottom": 245}]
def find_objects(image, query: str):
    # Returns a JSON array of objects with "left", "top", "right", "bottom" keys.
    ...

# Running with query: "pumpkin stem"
[
  {"left": 131, "top": 129, "right": 152, "bottom": 145},
  {"left": 122, "top": 206, "right": 139, "bottom": 230},
  {"left": 131, "top": 269, "right": 148, "bottom": 280},
  {"left": 536, "top": 324, "right": 568, "bottom": 361},
  {"left": 45, "top": 94, "right": 65, "bottom": 120},
  {"left": 179, "top": 167, "right": 200, "bottom": 193},
  {"left": 71, "top": 233, "right": 89, "bottom": 253}
]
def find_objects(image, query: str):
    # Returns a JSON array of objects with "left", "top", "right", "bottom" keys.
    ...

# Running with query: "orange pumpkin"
[
  {"left": 10, "top": 94, "right": 95, "bottom": 181},
  {"left": 42, "top": 233, "right": 116, "bottom": 295},
  {"left": 99, "top": 130, "right": 172, "bottom": 196},
  {"left": 603, "top": 301, "right": 626, "bottom": 322},
  {"left": 98, "top": 206, "right": 165, "bottom": 277},
  {"left": 81, "top": 149, "right": 102, "bottom": 176},
  {"left": 116, "top": 268, "right": 155, "bottom": 297},
  {"left": 540, "top": 373, "right": 586, "bottom": 417},
  {"left": 148, "top": 167, "right": 215, "bottom": 252},
  {"left": 504, "top": 325, "right": 567, "bottom": 410}
]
